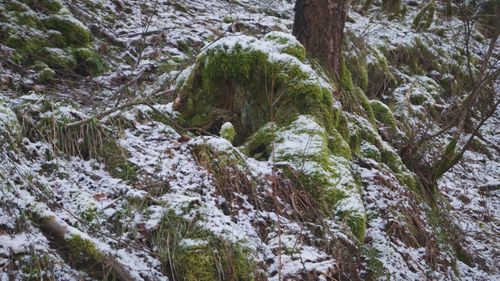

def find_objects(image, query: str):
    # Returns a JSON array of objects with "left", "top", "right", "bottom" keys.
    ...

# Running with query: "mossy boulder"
[
  {"left": 152, "top": 211, "right": 257, "bottom": 281},
  {"left": 43, "top": 15, "right": 92, "bottom": 45},
  {"left": 73, "top": 47, "right": 107, "bottom": 76},
  {"left": 244, "top": 115, "right": 366, "bottom": 240},
  {"left": 174, "top": 33, "right": 337, "bottom": 145},
  {"left": 360, "top": 141, "right": 382, "bottom": 161},
  {"left": 22, "top": 0, "right": 63, "bottom": 13},
  {"left": 39, "top": 47, "right": 76, "bottom": 69}
]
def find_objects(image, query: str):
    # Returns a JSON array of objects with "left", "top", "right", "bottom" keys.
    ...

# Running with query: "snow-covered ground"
[{"left": 0, "top": 0, "right": 498, "bottom": 280}]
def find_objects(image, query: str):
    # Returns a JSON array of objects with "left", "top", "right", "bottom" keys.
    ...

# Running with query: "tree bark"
[{"left": 293, "top": 0, "right": 350, "bottom": 78}]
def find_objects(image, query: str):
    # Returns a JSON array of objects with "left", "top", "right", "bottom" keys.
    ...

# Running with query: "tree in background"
[{"left": 293, "top": 0, "right": 351, "bottom": 80}]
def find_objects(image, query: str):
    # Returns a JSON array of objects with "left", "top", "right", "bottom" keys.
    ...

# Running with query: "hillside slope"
[{"left": 0, "top": 0, "right": 498, "bottom": 280}]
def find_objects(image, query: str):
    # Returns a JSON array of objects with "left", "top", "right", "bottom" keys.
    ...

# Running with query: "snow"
[{"left": 0, "top": 0, "right": 498, "bottom": 280}]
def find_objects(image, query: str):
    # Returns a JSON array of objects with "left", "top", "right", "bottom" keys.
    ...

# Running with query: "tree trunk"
[{"left": 293, "top": 0, "right": 350, "bottom": 78}]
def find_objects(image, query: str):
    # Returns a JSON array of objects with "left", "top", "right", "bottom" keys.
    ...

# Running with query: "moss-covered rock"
[
  {"left": 152, "top": 210, "right": 257, "bottom": 281},
  {"left": 175, "top": 33, "right": 337, "bottom": 144},
  {"left": 72, "top": 47, "right": 107, "bottom": 76},
  {"left": 43, "top": 15, "right": 92, "bottom": 45},
  {"left": 66, "top": 234, "right": 104, "bottom": 265},
  {"left": 239, "top": 122, "right": 276, "bottom": 160},
  {"left": 262, "top": 31, "right": 307, "bottom": 62},
  {"left": 360, "top": 141, "right": 382, "bottom": 161},
  {"left": 271, "top": 116, "right": 365, "bottom": 240},
  {"left": 39, "top": 47, "right": 76, "bottom": 69},
  {"left": 22, "top": 0, "right": 63, "bottom": 13}
]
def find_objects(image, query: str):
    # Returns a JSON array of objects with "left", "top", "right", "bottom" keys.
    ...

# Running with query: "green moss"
[
  {"left": 369, "top": 100, "right": 397, "bottom": 133},
  {"left": 39, "top": 47, "right": 76, "bottom": 69},
  {"left": 36, "top": 67, "right": 55, "bottom": 83},
  {"left": 219, "top": 122, "right": 236, "bottom": 143},
  {"left": 341, "top": 86, "right": 376, "bottom": 128},
  {"left": 152, "top": 211, "right": 256, "bottom": 281},
  {"left": 432, "top": 139, "right": 460, "bottom": 181},
  {"left": 344, "top": 212, "right": 366, "bottom": 242},
  {"left": 43, "top": 15, "right": 91, "bottom": 45},
  {"left": 5, "top": 34, "right": 50, "bottom": 64},
  {"left": 366, "top": 51, "right": 395, "bottom": 98},
  {"left": 5, "top": 0, "right": 31, "bottom": 12},
  {"left": 346, "top": 55, "right": 368, "bottom": 91},
  {"left": 363, "top": 247, "right": 390, "bottom": 279},
  {"left": 239, "top": 122, "right": 275, "bottom": 160},
  {"left": 328, "top": 129, "right": 352, "bottom": 159},
  {"left": 396, "top": 171, "right": 419, "bottom": 192},
  {"left": 360, "top": 141, "right": 381, "bottom": 161},
  {"left": 73, "top": 47, "right": 107, "bottom": 76},
  {"left": 263, "top": 32, "right": 307, "bottom": 61},
  {"left": 223, "top": 15, "right": 234, "bottom": 23},
  {"left": 177, "top": 245, "right": 218, "bottom": 281},
  {"left": 177, "top": 37, "right": 336, "bottom": 144},
  {"left": 413, "top": 1, "right": 435, "bottom": 31},
  {"left": 66, "top": 235, "right": 104, "bottom": 265},
  {"left": 14, "top": 11, "right": 40, "bottom": 27},
  {"left": 22, "top": 0, "right": 63, "bottom": 13},
  {"left": 339, "top": 58, "right": 354, "bottom": 92},
  {"left": 409, "top": 93, "right": 428, "bottom": 105}
]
